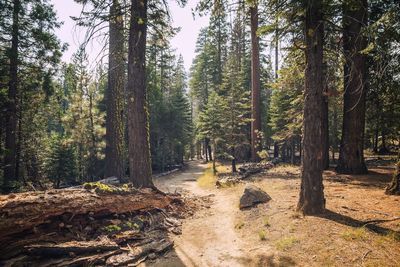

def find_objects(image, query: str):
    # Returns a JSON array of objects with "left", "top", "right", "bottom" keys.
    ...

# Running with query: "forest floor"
[{"left": 147, "top": 159, "right": 400, "bottom": 267}]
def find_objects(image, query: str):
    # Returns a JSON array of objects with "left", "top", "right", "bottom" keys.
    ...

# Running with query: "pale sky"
[{"left": 51, "top": 0, "right": 209, "bottom": 72}]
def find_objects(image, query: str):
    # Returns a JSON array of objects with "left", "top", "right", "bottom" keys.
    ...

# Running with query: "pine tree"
[
  {"left": 297, "top": 0, "right": 326, "bottom": 215},
  {"left": 197, "top": 92, "right": 227, "bottom": 174},
  {"left": 221, "top": 55, "right": 251, "bottom": 172},
  {"left": 0, "top": 0, "right": 63, "bottom": 192}
]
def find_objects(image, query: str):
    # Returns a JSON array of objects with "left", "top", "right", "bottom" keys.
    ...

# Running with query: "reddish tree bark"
[{"left": 297, "top": 0, "right": 326, "bottom": 215}]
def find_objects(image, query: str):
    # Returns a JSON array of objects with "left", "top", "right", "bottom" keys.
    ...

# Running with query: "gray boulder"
[{"left": 239, "top": 184, "right": 272, "bottom": 209}]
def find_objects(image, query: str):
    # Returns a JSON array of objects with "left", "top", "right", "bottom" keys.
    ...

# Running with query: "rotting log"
[
  {"left": 0, "top": 187, "right": 176, "bottom": 239},
  {"left": 26, "top": 237, "right": 119, "bottom": 256},
  {"left": 106, "top": 239, "right": 173, "bottom": 266}
]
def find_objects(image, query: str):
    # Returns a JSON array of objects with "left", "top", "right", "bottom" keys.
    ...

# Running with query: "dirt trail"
[
  {"left": 152, "top": 161, "right": 249, "bottom": 267},
  {"left": 146, "top": 160, "right": 400, "bottom": 267}
]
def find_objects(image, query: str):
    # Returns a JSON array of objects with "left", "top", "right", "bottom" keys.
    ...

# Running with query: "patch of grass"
[
  {"left": 216, "top": 164, "right": 231, "bottom": 174},
  {"left": 197, "top": 164, "right": 216, "bottom": 188},
  {"left": 123, "top": 221, "right": 140, "bottom": 230},
  {"left": 275, "top": 236, "right": 298, "bottom": 251},
  {"left": 380, "top": 230, "right": 400, "bottom": 242},
  {"left": 259, "top": 230, "right": 267, "bottom": 241},
  {"left": 341, "top": 227, "right": 368, "bottom": 241},
  {"left": 235, "top": 221, "right": 245, "bottom": 229},
  {"left": 270, "top": 164, "right": 300, "bottom": 176},
  {"left": 103, "top": 224, "right": 122, "bottom": 233},
  {"left": 263, "top": 217, "right": 270, "bottom": 227}
]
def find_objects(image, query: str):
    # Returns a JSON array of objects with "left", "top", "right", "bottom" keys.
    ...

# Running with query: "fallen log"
[
  {"left": 0, "top": 185, "right": 176, "bottom": 239},
  {"left": 106, "top": 239, "right": 174, "bottom": 266},
  {"left": 26, "top": 237, "right": 119, "bottom": 256}
]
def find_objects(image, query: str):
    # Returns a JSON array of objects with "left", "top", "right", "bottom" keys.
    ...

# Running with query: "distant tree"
[
  {"left": 221, "top": 55, "right": 251, "bottom": 172},
  {"left": 0, "top": 0, "right": 63, "bottom": 192},
  {"left": 197, "top": 92, "right": 227, "bottom": 174},
  {"left": 46, "top": 135, "right": 77, "bottom": 188}
]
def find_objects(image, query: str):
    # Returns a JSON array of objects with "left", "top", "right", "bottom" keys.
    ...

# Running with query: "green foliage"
[
  {"left": 46, "top": 135, "right": 77, "bottom": 188},
  {"left": 269, "top": 49, "right": 303, "bottom": 147},
  {"left": 147, "top": 36, "right": 193, "bottom": 171},
  {"left": 197, "top": 91, "right": 227, "bottom": 144},
  {"left": 103, "top": 224, "right": 122, "bottom": 233}
]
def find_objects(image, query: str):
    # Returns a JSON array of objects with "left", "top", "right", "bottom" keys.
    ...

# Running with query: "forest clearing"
[
  {"left": 0, "top": 0, "right": 399, "bottom": 266},
  {"left": 1, "top": 159, "right": 399, "bottom": 266}
]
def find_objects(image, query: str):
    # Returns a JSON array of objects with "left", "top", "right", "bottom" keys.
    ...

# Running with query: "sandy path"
[{"left": 151, "top": 161, "right": 248, "bottom": 267}]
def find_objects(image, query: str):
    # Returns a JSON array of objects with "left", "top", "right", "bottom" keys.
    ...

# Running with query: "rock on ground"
[{"left": 239, "top": 184, "right": 272, "bottom": 209}]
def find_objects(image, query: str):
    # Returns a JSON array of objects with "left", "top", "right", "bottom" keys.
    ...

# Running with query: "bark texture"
[
  {"left": 250, "top": 3, "right": 261, "bottom": 162},
  {"left": 3, "top": 0, "right": 20, "bottom": 192},
  {"left": 0, "top": 188, "right": 173, "bottom": 239},
  {"left": 297, "top": 0, "right": 325, "bottom": 215},
  {"left": 127, "top": 0, "right": 153, "bottom": 187},
  {"left": 386, "top": 160, "right": 400, "bottom": 195},
  {"left": 336, "top": 0, "right": 368, "bottom": 174},
  {"left": 105, "top": 0, "right": 125, "bottom": 179}
]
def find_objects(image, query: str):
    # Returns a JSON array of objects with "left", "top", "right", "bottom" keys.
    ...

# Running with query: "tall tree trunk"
[
  {"left": 204, "top": 139, "right": 208, "bottom": 162},
  {"left": 250, "top": 2, "right": 261, "bottom": 162},
  {"left": 212, "top": 140, "right": 217, "bottom": 175},
  {"left": 105, "top": 0, "right": 125, "bottom": 179},
  {"left": 127, "top": 0, "right": 153, "bottom": 188},
  {"left": 231, "top": 147, "right": 237, "bottom": 173},
  {"left": 297, "top": 0, "right": 325, "bottom": 215},
  {"left": 208, "top": 142, "right": 213, "bottom": 161},
  {"left": 322, "top": 91, "right": 329, "bottom": 169},
  {"left": 3, "top": 0, "right": 20, "bottom": 192},
  {"left": 291, "top": 138, "right": 295, "bottom": 164},
  {"left": 273, "top": 142, "right": 279, "bottom": 158},
  {"left": 336, "top": 0, "right": 368, "bottom": 174},
  {"left": 373, "top": 128, "right": 378, "bottom": 153},
  {"left": 88, "top": 92, "right": 96, "bottom": 180}
]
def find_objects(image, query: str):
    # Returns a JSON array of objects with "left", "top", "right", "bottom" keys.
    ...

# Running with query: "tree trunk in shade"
[
  {"left": 105, "top": 0, "right": 125, "bottom": 180},
  {"left": 322, "top": 89, "right": 329, "bottom": 170},
  {"left": 250, "top": 3, "right": 261, "bottom": 162},
  {"left": 3, "top": 0, "right": 20, "bottom": 192},
  {"left": 297, "top": 0, "right": 325, "bottom": 215},
  {"left": 336, "top": 0, "right": 368, "bottom": 174},
  {"left": 126, "top": 0, "right": 153, "bottom": 188}
]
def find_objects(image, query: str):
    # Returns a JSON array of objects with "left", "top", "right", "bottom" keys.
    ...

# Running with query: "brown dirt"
[{"left": 147, "top": 161, "right": 400, "bottom": 267}]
